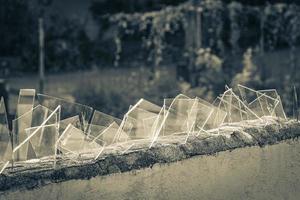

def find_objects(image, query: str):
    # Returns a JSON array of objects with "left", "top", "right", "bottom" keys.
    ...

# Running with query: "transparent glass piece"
[
  {"left": 192, "top": 98, "right": 215, "bottom": 135},
  {"left": 88, "top": 110, "right": 122, "bottom": 140},
  {"left": 238, "top": 85, "right": 259, "bottom": 105},
  {"left": 149, "top": 105, "right": 166, "bottom": 148},
  {"left": 12, "top": 105, "right": 58, "bottom": 161},
  {"left": 59, "top": 115, "right": 81, "bottom": 135},
  {"left": 17, "top": 89, "right": 35, "bottom": 117},
  {"left": 124, "top": 108, "right": 157, "bottom": 139},
  {"left": 192, "top": 98, "right": 227, "bottom": 131},
  {"left": 57, "top": 124, "right": 105, "bottom": 160},
  {"left": 117, "top": 99, "right": 162, "bottom": 141},
  {"left": 217, "top": 88, "right": 261, "bottom": 123},
  {"left": 258, "top": 89, "right": 287, "bottom": 120},
  {"left": 148, "top": 94, "right": 198, "bottom": 146},
  {"left": 238, "top": 85, "right": 286, "bottom": 119},
  {"left": 161, "top": 94, "right": 197, "bottom": 136},
  {"left": 0, "top": 97, "right": 12, "bottom": 174},
  {"left": 93, "top": 121, "right": 128, "bottom": 146},
  {"left": 25, "top": 124, "right": 58, "bottom": 158},
  {"left": 37, "top": 94, "right": 93, "bottom": 131}
]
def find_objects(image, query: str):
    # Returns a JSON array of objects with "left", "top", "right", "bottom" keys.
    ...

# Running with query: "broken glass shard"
[
  {"left": 87, "top": 110, "right": 122, "bottom": 140},
  {"left": 150, "top": 94, "right": 198, "bottom": 145},
  {"left": 192, "top": 98, "right": 215, "bottom": 135},
  {"left": 258, "top": 89, "right": 287, "bottom": 120},
  {"left": 59, "top": 115, "right": 81, "bottom": 135},
  {"left": 0, "top": 97, "right": 12, "bottom": 174},
  {"left": 57, "top": 124, "right": 105, "bottom": 160},
  {"left": 17, "top": 89, "right": 35, "bottom": 117},
  {"left": 217, "top": 88, "right": 261, "bottom": 123},
  {"left": 161, "top": 94, "right": 197, "bottom": 136},
  {"left": 198, "top": 98, "right": 227, "bottom": 130},
  {"left": 37, "top": 94, "right": 93, "bottom": 132},
  {"left": 24, "top": 123, "right": 58, "bottom": 159},
  {"left": 238, "top": 85, "right": 286, "bottom": 120},
  {"left": 117, "top": 99, "right": 162, "bottom": 142},
  {"left": 12, "top": 105, "right": 59, "bottom": 161},
  {"left": 149, "top": 105, "right": 166, "bottom": 148}
]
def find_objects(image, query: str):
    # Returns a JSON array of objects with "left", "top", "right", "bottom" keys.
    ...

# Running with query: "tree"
[{"left": 231, "top": 48, "right": 261, "bottom": 88}]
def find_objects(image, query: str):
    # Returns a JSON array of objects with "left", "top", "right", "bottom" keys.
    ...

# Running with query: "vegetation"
[{"left": 2, "top": 0, "right": 300, "bottom": 116}]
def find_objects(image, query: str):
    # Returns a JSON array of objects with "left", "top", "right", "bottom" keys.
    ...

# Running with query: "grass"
[{"left": 6, "top": 66, "right": 178, "bottom": 118}]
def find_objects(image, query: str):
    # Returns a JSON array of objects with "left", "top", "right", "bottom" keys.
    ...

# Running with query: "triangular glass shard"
[
  {"left": 15, "top": 89, "right": 36, "bottom": 159},
  {"left": 57, "top": 124, "right": 105, "bottom": 160},
  {"left": 149, "top": 105, "right": 166, "bottom": 148},
  {"left": 162, "top": 94, "right": 196, "bottom": 136},
  {"left": 12, "top": 105, "right": 58, "bottom": 161},
  {"left": 198, "top": 98, "right": 227, "bottom": 130},
  {"left": 117, "top": 99, "right": 162, "bottom": 142},
  {"left": 258, "top": 89, "right": 287, "bottom": 120},
  {"left": 37, "top": 94, "right": 93, "bottom": 132},
  {"left": 93, "top": 121, "right": 128, "bottom": 146},
  {"left": 59, "top": 115, "right": 81, "bottom": 135},
  {"left": 84, "top": 110, "right": 128, "bottom": 147},
  {"left": 238, "top": 84, "right": 270, "bottom": 117},
  {"left": 25, "top": 124, "right": 59, "bottom": 159},
  {"left": 0, "top": 97, "right": 12, "bottom": 174},
  {"left": 17, "top": 89, "right": 35, "bottom": 117},
  {"left": 87, "top": 110, "right": 122, "bottom": 140},
  {"left": 217, "top": 88, "right": 261, "bottom": 123},
  {"left": 151, "top": 94, "right": 198, "bottom": 145},
  {"left": 192, "top": 98, "right": 216, "bottom": 135},
  {"left": 238, "top": 85, "right": 286, "bottom": 120}
]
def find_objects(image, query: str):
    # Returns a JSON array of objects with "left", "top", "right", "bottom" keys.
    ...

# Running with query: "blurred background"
[{"left": 1, "top": 0, "right": 300, "bottom": 119}]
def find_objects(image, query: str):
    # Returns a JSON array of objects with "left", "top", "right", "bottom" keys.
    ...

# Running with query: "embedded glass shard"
[
  {"left": 238, "top": 85, "right": 266, "bottom": 117},
  {"left": 117, "top": 99, "right": 162, "bottom": 142},
  {"left": 88, "top": 110, "right": 122, "bottom": 139},
  {"left": 192, "top": 98, "right": 215, "bottom": 135},
  {"left": 149, "top": 94, "right": 198, "bottom": 146},
  {"left": 238, "top": 85, "right": 286, "bottom": 120},
  {"left": 12, "top": 105, "right": 58, "bottom": 161},
  {"left": 25, "top": 124, "right": 58, "bottom": 159},
  {"left": 217, "top": 88, "right": 261, "bottom": 123},
  {"left": 56, "top": 124, "right": 105, "bottom": 160},
  {"left": 93, "top": 121, "right": 128, "bottom": 146},
  {"left": 0, "top": 97, "right": 12, "bottom": 174},
  {"left": 149, "top": 105, "right": 166, "bottom": 148},
  {"left": 198, "top": 98, "right": 227, "bottom": 130},
  {"left": 161, "top": 94, "right": 197, "bottom": 136},
  {"left": 17, "top": 89, "right": 35, "bottom": 117},
  {"left": 15, "top": 89, "right": 36, "bottom": 157},
  {"left": 258, "top": 89, "right": 287, "bottom": 120},
  {"left": 37, "top": 94, "right": 93, "bottom": 131},
  {"left": 59, "top": 115, "right": 81, "bottom": 135}
]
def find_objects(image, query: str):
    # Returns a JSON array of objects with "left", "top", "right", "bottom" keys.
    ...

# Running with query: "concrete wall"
[{"left": 1, "top": 139, "right": 300, "bottom": 200}]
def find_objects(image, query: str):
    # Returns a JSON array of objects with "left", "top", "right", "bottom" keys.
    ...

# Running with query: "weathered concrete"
[
  {"left": 0, "top": 118, "right": 300, "bottom": 198},
  {"left": 1, "top": 136, "right": 300, "bottom": 200}
]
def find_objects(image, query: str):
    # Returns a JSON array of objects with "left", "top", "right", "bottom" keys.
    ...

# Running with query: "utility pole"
[
  {"left": 196, "top": 6, "right": 202, "bottom": 50},
  {"left": 39, "top": 18, "right": 45, "bottom": 94}
]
